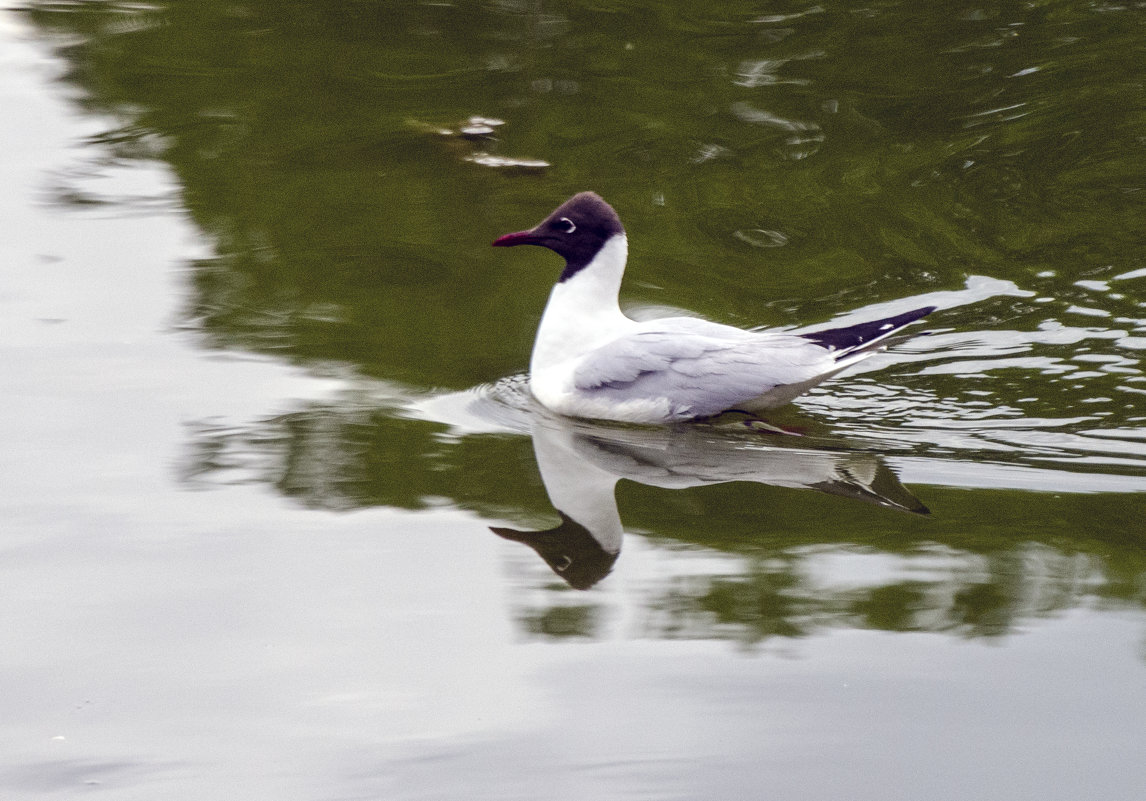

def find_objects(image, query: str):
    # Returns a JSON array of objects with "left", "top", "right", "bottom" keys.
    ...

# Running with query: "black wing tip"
[
  {"left": 800, "top": 305, "right": 938, "bottom": 352},
  {"left": 883, "top": 305, "right": 938, "bottom": 326}
]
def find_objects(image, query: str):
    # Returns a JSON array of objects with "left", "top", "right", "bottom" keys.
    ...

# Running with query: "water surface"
[{"left": 3, "top": 2, "right": 1146, "bottom": 799}]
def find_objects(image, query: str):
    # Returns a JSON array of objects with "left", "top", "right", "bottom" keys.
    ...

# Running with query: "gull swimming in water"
[{"left": 493, "top": 192, "right": 934, "bottom": 424}]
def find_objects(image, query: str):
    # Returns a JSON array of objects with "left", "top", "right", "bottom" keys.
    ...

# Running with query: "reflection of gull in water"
[
  {"left": 492, "top": 421, "right": 626, "bottom": 590},
  {"left": 488, "top": 414, "right": 928, "bottom": 589}
]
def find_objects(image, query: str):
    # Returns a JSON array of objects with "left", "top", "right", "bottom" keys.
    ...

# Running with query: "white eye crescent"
[{"left": 559, "top": 217, "right": 577, "bottom": 233}]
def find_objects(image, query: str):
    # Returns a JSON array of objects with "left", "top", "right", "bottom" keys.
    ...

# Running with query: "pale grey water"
[{"left": 3, "top": 5, "right": 1146, "bottom": 800}]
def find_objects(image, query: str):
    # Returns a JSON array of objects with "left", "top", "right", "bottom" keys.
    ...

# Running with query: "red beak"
[{"left": 492, "top": 229, "right": 541, "bottom": 247}]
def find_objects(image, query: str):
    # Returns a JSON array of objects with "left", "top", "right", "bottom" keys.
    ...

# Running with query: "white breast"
[{"left": 530, "top": 234, "right": 634, "bottom": 376}]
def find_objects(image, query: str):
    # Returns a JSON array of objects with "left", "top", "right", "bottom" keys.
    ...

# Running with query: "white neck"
[{"left": 530, "top": 234, "right": 633, "bottom": 373}]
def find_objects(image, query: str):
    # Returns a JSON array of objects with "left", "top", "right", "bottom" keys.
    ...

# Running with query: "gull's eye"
[{"left": 558, "top": 217, "right": 577, "bottom": 234}]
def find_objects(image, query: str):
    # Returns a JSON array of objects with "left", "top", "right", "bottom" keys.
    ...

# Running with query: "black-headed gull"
[{"left": 493, "top": 192, "right": 935, "bottom": 423}]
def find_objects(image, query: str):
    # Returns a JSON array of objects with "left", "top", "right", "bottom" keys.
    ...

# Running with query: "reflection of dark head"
[{"left": 491, "top": 512, "right": 619, "bottom": 590}]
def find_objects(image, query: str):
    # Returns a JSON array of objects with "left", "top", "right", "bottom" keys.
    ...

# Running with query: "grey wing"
[{"left": 572, "top": 329, "right": 835, "bottom": 419}]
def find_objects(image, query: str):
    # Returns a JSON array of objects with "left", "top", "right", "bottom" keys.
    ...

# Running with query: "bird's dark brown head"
[{"left": 492, "top": 192, "right": 625, "bottom": 280}]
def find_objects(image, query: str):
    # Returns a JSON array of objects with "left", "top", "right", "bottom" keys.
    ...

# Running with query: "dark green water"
[{"left": 3, "top": 1, "right": 1146, "bottom": 798}]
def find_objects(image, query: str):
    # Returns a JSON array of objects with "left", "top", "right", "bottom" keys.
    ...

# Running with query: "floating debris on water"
[
  {"left": 465, "top": 153, "right": 550, "bottom": 172},
  {"left": 410, "top": 115, "right": 548, "bottom": 172},
  {"left": 459, "top": 115, "right": 506, "bottom": 139}
]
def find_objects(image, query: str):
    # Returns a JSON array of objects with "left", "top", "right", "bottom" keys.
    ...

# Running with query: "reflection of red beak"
[{"left": 491, "top": 229, "right": 541, "bottom": 247}]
